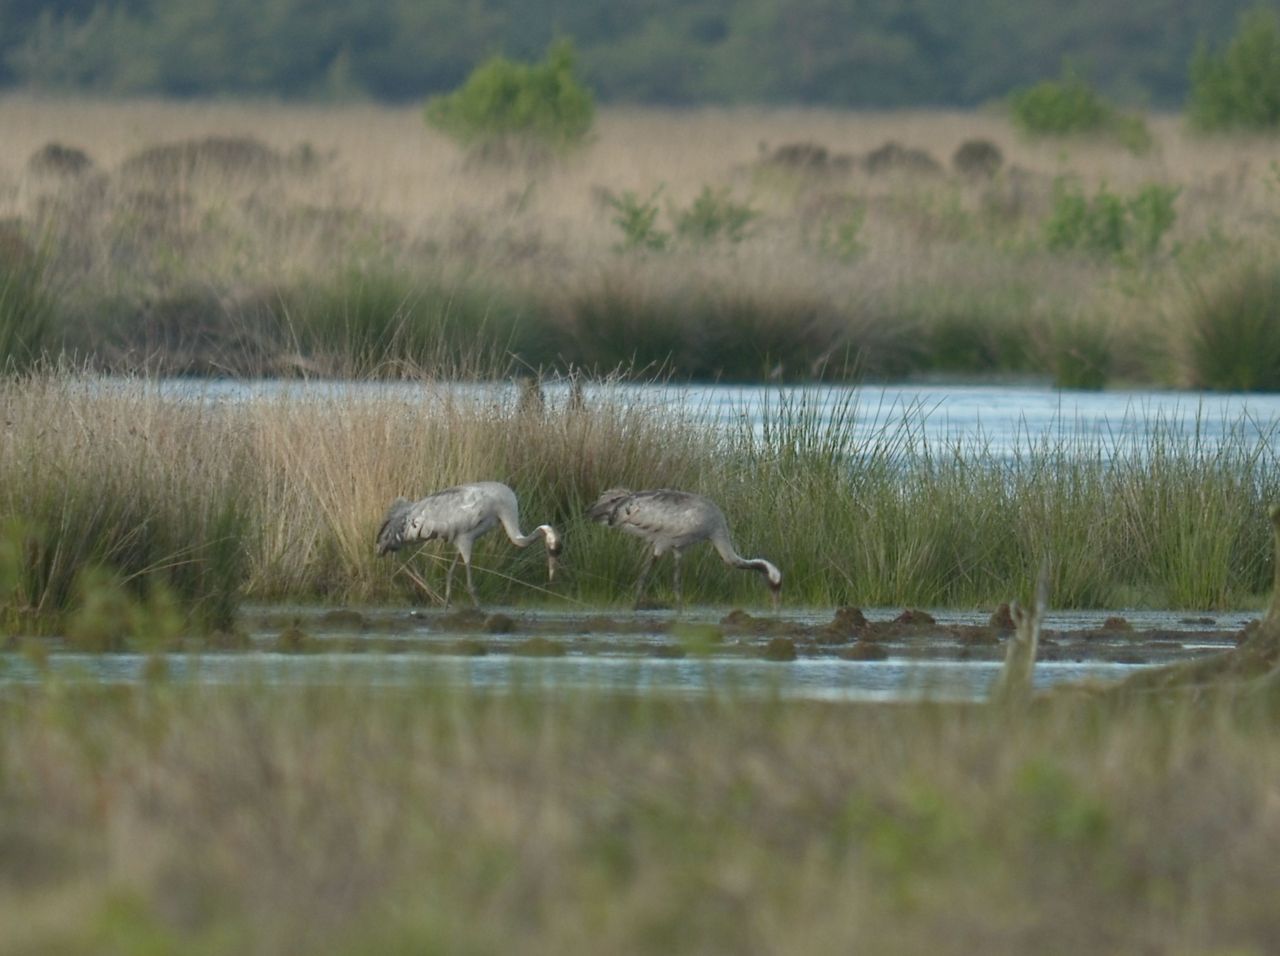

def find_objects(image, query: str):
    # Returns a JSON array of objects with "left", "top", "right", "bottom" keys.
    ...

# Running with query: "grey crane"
[
  {"left": 376, "top": 481, "right": 561, "bottom": 607},
  {"left": 587, "top": 488, "right": 781, "bottom": 608}
]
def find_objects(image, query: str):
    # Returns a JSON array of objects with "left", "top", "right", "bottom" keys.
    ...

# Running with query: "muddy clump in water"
[
  {"left": 651, "top": 644, "right": 687, "bottom": 659},
  {"left": 275, "top": 622, "right": 312, "bottom": 653},
  {"left": 894, "top": 609, "right": 936, "bottom": 626},
  {"left": 1103, "top": 616, "right": 1133, "bottom": 632},
  {"left": 762, "top": 638, "right": 797, "bottom": 662},
  {"left": 452, "top": 638, "right": 488, "bottom": 656},
  {"left": 484, "top": 613, "right": 516, "bottom": 634},
  {"left": 818, "top": 606, "right": 867, "bottom": 644},
  {"left": 988, "top": 604, "right": 1015, "bottom": 632},
  {"left": 513, "top": 637, "right": 568, "bottom": 657}
]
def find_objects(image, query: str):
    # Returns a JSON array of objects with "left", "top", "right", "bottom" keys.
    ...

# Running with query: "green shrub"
[
  {"left": 1011, "top": 69, "right": 1111, "bottom": 135},
  {"left": 1010, "top": 67, "right": 1152, "bottom": 153},
  {"left": 1044, "top": 178, "right": 1178, "bottom": 259},
  {"left": 605, "top": 188, "right": 668, "bottom": 251},
  {"left": 1189, "top": 8, "right": 1280, "bottom": 131},
  {"left": 1182, "top": 260, "right": 1280, "bottom": 391},
  {"left": 1129, "top": 184, "right": 1182, "bottom": 256},
  {"left": 674, "top": 186, "right": 759, "bottom": 244},
  {"left": 423, "top": 39, "right": 594, "bottom": 159}
]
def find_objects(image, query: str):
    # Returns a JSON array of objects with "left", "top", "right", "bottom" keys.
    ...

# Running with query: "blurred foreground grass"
[{"left": 3, "top": 678, "right": 1280, "bottom": 955}]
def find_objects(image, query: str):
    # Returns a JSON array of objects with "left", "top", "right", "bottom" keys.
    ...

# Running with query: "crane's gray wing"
[{"left": 403, "top": 484, "right": 495, "bottom": 543}]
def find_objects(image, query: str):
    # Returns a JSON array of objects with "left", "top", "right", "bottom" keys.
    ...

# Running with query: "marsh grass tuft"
[
  {"left": 2, "top": 373, "right": 1279, "bottom": 625},
  {"left": 1180, "top": 259, "right": 1280, "bottom": 391}
]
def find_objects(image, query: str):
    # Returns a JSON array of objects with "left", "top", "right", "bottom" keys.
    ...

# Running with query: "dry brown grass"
[{"left": 4, "top": 97, "right": 1279, "bottom": 385}]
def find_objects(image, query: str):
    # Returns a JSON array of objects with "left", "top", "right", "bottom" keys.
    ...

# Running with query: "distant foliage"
[
  {"left": 1188, "top": 8, "right": 1280, "bottom": 131},
  {"left": 605, "top": 185, "right": 759, "bottom": 250},
  {"left": 423, "top": 40, "right": 594, "bottom": 158},
  {"left": 1010, "top": 68, "right": 1153, "bottom": 154},
  {"left": 1044, "top": 179, "right": 1179, "bottom": 259},
  {"left": 605, "top": 189, "right": 669, "bottom": 251},
  {"left": 674, "top": 186, "right": 759, "bottom": 244}
]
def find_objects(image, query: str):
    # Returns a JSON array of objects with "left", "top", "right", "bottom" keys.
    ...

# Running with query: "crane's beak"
[
  {"left": 769, "top": 582, "right": 781, "bottom": 611},
  {"left": 547, "top": 553, "right": 558, "bottom": 583}
]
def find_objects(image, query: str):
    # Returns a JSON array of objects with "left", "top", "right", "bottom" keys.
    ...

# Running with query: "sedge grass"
[
  {"left": 3, "top": 679, "right": 1280, "bottom": 953},
  {"left": 3, "top": 372, "right": 1279, "bottom": 633}
]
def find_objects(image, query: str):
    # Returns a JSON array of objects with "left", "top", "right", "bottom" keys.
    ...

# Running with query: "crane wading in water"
[
  {"left": 376, "top": 481, "right": 561, "bottom": 607},
  {"left": 587, "top": 488, "right": 782, "bottom": 609}
]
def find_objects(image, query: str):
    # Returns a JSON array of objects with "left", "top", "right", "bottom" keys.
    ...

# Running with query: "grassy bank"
[
  {"left": 4, "top": 99, "right": 1280, "bottom": 385},
  {"left": 3, "top": 679, "right": 1280, "bottom": 953},
  {"left": 1, "top": 374, "right": 1278, "bottom": 636}
]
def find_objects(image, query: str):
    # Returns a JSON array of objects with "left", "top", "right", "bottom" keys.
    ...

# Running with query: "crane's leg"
[
  {"left": 456, "top": 538, "right": 480, "bottom": 608},
  {"left": 633, "top": 550, "right": 657, "bottom": 609},
  {"left": 444, "top": 552, "right": 459, "bottom": 608},
  {"left": 672, "top": 549, "right": 683, "bottom": 608}
]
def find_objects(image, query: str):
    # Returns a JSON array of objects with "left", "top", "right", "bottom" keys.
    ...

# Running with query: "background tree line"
[{"left": 0, "top": 0, "right": 1275, "bottom": 107}]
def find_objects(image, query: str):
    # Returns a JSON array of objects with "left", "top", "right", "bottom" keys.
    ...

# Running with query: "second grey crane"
[
  {"left": 587, "top": 488, "right": 782, "bottom": 608},
  {"left": 376, "top": 481, "right": 561, "bottom": 607}
]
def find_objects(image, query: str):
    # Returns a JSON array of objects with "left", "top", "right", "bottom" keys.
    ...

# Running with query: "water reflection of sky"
[
  {"left": 0, "top": 652, "right": 1142, "bottom": 703},
  {"left": 144, "top": 379, "right": 1280, "bottom": 459}
]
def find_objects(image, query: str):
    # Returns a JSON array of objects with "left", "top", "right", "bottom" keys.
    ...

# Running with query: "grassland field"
[{"left": 4, "top": 97, "right": 1280, "bottom": 384}]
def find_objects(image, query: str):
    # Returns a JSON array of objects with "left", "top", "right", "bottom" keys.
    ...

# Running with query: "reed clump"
[{"left": 3, "top": 373, "right": 1279, "bottom": 626}]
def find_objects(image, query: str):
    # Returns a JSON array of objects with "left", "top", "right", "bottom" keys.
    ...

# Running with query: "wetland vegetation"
[
  {"left": 5, "top": 99, "right": 1280, "bottom": 387},
  {"left": 6, "top": 677, "right": 1280, "bottom": 954},
  {"left": 2, "top": 373, "right": 1279, "bottom": 644},
  {"left": 6, "top": 91, "right": 1280, "bottom": 954}
]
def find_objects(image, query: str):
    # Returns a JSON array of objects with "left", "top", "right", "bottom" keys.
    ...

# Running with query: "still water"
[
  {"left": 150, "top": 378, "right": 1280, "bottom": 459},
  {"left": 0, "top": 651, "right": 1140, "bottom": 702}
]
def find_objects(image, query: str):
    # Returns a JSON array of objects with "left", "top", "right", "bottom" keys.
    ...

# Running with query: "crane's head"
[
  {"left": 540, "top": 525, "right": 562, "bottom": 582},
  {"left": 375, "top": 497, "right": 413, "bottom": 556},
  {"left": 763, "top": 561, "right": 782, "bottom": 610}
]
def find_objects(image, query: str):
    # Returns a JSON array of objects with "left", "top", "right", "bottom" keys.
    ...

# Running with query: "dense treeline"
[{"left": 0, "top": 0, "right": 1274, "bottom": 107}]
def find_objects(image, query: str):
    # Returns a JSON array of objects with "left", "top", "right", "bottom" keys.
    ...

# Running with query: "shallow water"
[
  {"left": 149, "top": 378, "right": 1280, "bottom": 459},
  {"left": 2, "top": 605, "right": 1249, "bottom": 701}
]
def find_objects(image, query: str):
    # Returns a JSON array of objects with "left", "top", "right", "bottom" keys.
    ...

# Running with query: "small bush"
[
  {"left": 424, "top": 39, "right": 594, "bottom": 160},
  {"left": 1189, "top": 8, "right": 1280, "bottom": 131},
  {"left": 1182, "top": 261, "right": 1280, "bottom": 391},
  {"left": 1010, "top": 67, "right": 1152, "bottom": 153},
  {"left": 674, "top": 186, "right": 759, "bottom": 244},
  {"left": 951, "top": 139, "right": 1003, "bottom": 177},
  {"left": 1044, "top": 178, "right": 1178, "bottom": 260},
  {"left": 605, "top": 188, "right": 668, "bottom": 251}
]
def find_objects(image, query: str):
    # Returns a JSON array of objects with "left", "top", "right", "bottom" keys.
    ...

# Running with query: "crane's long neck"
[
  {"left": 497, "top": 506, "right": 562, "bottom": 581},
  {"left": 710, "top": 526, "right": 782, "bottom": 589},
  {"left": 498, "top": 511, "right": 559, "bottom": 551}
]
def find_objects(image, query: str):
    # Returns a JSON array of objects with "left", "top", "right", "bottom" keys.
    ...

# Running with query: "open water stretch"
[{"left": 140, "top": 379, "right": 1280, "bottom": 461}]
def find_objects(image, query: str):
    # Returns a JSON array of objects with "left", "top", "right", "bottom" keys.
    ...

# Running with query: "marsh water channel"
[{"left": 9, "top": 379, "right": 1279, "bottom": 700}]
